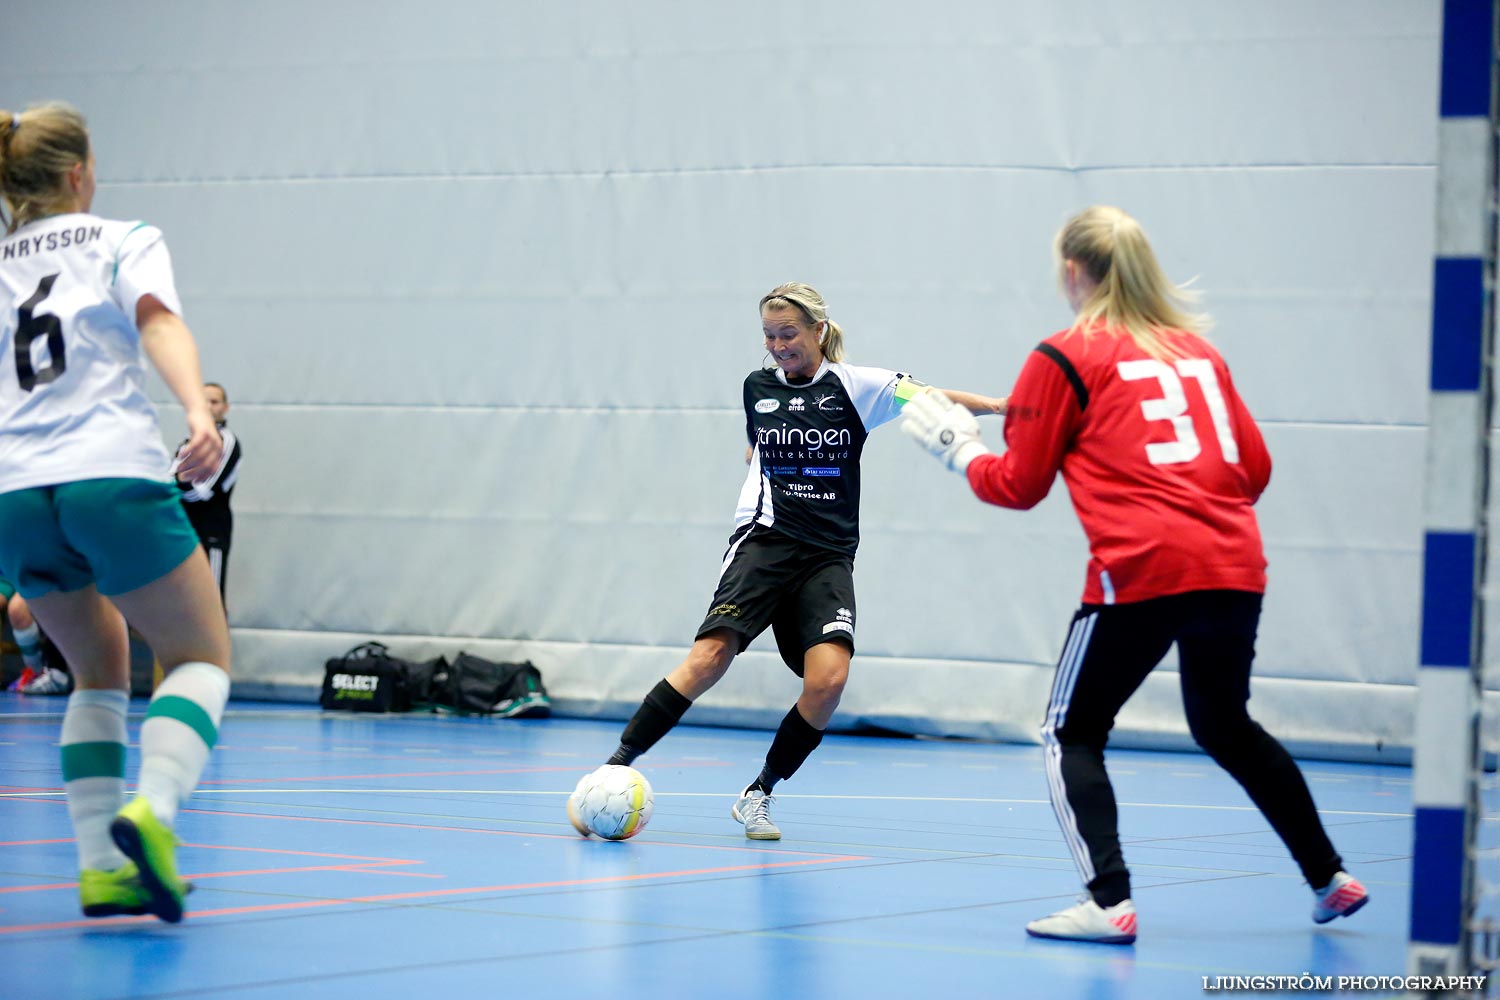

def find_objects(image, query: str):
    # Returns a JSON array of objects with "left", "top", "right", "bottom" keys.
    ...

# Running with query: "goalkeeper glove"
[{"left": 901, "top": 389, "right": 990, "bottom": 474}]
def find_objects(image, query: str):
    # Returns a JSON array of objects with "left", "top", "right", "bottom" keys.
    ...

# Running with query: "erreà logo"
[
  {"left": 755, "top": 399, "right": 780, "bottom": 413},
  {"left": 788, "top": 397, "right": 806, "bottom": 411}
]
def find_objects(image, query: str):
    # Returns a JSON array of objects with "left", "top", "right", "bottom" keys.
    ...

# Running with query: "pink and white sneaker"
[
  {"left": 1026, "top": 897, "right": 1137, "bottom": 944},
  {"left": 1312, "top": 871, "right": 1369, "bottom": 924},
  {"left": 20, "top": 667, "right": 72, "bottom": 695}
]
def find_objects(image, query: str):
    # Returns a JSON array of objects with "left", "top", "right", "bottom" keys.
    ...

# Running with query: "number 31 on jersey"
[{"left": 1117, "top": 358, "right": 1240, "bottom": 466}]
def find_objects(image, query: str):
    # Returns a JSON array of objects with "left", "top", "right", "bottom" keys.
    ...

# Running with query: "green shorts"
[
  {"left": 0, "top": 478, "right": 200, "bottom": 599},
  {"left": 0, "top": 578, "right": 14, "bottom": 602}
]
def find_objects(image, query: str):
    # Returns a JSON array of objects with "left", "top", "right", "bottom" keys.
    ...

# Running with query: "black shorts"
[{"left": 696, "top": 524, "right": 856, "bottom": 676}]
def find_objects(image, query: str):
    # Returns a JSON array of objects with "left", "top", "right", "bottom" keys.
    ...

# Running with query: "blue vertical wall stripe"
[
  {"left": 1422, "top": 531, "right": 1477, "bottom": 667},
  {"left": 1442, "top": 0, "right": 1493, "bottom": 117},
  {"left": 1431, "top": 258, "right": 1486, "bottom": 392},
  {"left": 1411, "top": 807, "right": 1468, "bottom": 944}
]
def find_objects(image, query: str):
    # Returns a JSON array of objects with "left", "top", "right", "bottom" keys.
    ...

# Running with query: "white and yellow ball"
[{"left": 567, "top": 765, "right": 654, "bottom": 840}]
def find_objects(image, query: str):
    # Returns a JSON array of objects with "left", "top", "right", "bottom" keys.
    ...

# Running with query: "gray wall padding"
[{"left": 5, "top": 1, "right": 1451, "bottom": 758}]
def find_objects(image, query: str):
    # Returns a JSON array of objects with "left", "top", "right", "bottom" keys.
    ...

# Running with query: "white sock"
[
  {"left": 137, "top": 662, "right": 230, "bottom": 826},
  {"left": 61, "top": 689, "right": 130, "bottom": 871},
  {"left": 14, "top": 622, "right": 43, "bottom": 671}
]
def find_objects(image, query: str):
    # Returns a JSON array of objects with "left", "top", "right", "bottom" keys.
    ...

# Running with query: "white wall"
[{"left": 4, "top": 1, "right": 1443, "bottom": 758}]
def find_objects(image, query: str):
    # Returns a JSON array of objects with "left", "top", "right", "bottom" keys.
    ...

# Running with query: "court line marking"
[
  {"left": 0, "top": 796, "right": 874, "bottom": 858},
  {"left": 5, "top": 869, "right": 1378, "bottom": 984},
  {"left": 0, "top": 856, "right": 868, "bottom": 936},
  {"left": 0, "top": 862, "right": 443, "bottom": 898},
  {"left": 0, "top": 841, "right": 440, "bottom": 897},
  {"left": 179, "top": 807, "right": 872, "bottom": 857},
  {"left": 194, "top": 760, "right": 731, "bottom": 786},
  {"left": 0, "top": 788, "right": 1411, "bottom": 818},
  {"left": 0, "top": 795, "right": 1412, "bottom": 881},
  {"left": 179, "top": 842, "right": 424, "bottom": 863}
]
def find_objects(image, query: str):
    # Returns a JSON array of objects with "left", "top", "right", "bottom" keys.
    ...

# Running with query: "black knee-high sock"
[
  {"left": 1197, "top": 719, "right": 1344, "bottom": 889},
  {"left": 608, "top": 679, "right": 692, "bottom": 766},
  {"left": 749, "top": 706, "right": 824, "bottom": 793}
]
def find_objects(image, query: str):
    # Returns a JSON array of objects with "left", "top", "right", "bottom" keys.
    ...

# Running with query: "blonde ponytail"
[
  {"left": 1056, "top": 206, "right": 1209, "bottom": 360},
  {"left": 821, "top": 318, "right": 846, "bottom": 363},
  {"left": 0, "top": 102, "right": 91, "bottom": 234}
]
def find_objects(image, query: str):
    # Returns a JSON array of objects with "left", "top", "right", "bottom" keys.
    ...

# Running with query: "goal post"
[{"left": 1410, "top": 0, "right": 1499, "bottom": 981}]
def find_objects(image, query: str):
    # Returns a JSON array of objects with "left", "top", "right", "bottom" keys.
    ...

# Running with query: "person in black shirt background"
[{"left": 177, "top": 382, "right": 242, "bottom": 604}]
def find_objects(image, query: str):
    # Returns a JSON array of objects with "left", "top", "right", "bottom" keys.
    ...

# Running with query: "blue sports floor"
[{"left": 0, "top": 697, "right": 1413, "bottom": 999}]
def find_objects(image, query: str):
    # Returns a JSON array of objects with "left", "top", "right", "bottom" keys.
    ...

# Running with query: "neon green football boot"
[
  {"left": 79, "top": 861, "right": 194, "bottom": 918},
  {"left": 79, "top": 862, "right": 151, "bottom": 917},
  {"left": 109, "top": 797, "right": 188, "bottom": 923}
]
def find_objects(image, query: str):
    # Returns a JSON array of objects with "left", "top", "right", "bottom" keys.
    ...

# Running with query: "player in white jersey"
[
  {"left": 0, "top": 102, "right": 232, "bottom": 923},
  {"left": 579, "top": 283, "right": 1007, "bottom": 840}
]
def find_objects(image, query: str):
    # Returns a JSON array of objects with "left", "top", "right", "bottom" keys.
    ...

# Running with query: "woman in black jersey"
[{"left": 581, "top": 282, "right": 1006, "bottom": 840}]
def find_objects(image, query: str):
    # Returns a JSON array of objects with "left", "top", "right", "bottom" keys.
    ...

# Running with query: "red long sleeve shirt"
[{"left": 966, "top": 325, "right": 1270, "bottom": 605}]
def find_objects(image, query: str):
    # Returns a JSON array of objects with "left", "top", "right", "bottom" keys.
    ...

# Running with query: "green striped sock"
[
  {"left": 61, "top": 689, "right": 129, "bottom": 871},
  {"left": 138, "top": 662, "right": 230, "bottom": 825}
]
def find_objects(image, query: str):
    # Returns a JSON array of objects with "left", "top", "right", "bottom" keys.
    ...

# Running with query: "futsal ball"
[{"left": 567, "top": 765, "right": 654, "bottom": 841}]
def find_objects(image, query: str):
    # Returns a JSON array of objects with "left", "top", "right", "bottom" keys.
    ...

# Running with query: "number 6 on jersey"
[{"left": 14, "top": 273, "right": 66, "bottom": 392}]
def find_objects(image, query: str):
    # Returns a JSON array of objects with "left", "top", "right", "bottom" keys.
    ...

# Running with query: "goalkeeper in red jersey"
[{"left": 902, "top": 205, "right": 1367, "bottom": 944}]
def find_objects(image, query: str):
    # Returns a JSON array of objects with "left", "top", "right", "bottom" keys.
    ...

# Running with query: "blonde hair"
[
  {"left": 759, "top": 282, "right": 846, "bottom": 363},
  {"left": 0, "top": 102, "right": 91, "bottom": 234},
  {"left": 1055, "top": 205, "right": 1209, "bottom": 360}
]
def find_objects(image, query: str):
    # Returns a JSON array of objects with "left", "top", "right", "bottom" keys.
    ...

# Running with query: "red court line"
[
  {"left": 2, "top": 796, "right": 859, "bottom": 857},
  {"left": 0, "top": 758, "right": 727, "bottom": 795},
  {"left": 0, "top": 838, "right": 72, "bottom": 847},
  {"left": 0, "top": 862, "right": 441, "bottom": 897},
  {"left": 179, "top": 863, "right": 445, "bottom": 881},
  {"left": 0, "top": 855, "right": 867, "bottom": 935},
  {"left": 356, "top": 868, "right": 444, "bottom": 879},
  {"left": 0, "top": 838, "right": 423, "bottom": 866},
  {"left": 174, "top": 847, "right": 440, "bottom": 878},
  {"left": 0, "top": 839, "right": 434, "bottom": 896},
  {"left": 185, "top": 807, "right": 862, "bottom": 858},
  {"left": 199, "top": 766, "right": 602, "bottom": 785},
  {"left": 215, "top": 746, "right": 551, "bottom": 764},
  {"left": 196, "top": 760, "right": 730, "bottom": 786},
  {"left": 182, "top": 842, "right": 420, "bottom": 864}
]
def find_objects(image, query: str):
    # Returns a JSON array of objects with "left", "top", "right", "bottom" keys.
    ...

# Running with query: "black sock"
[
  {"left": 1089, "top": 873, "right": 1132, "bottom": 909},
  {"left": 1308, "top": 860, "right": 1345, "bottom": 893},
  {"left": 607, "top": 744, "right": 643, "bottom": 767},
  {"left": 751, "top": 705, "right": 824, "bottom": 792},
  {"left": 748, "top": 765, "right": 779, "bottom": 795},
  {"left": 609, "top": 679, "right": 692, "bottom": 766}
]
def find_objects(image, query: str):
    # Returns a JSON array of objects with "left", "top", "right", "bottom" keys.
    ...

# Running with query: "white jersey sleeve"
[
  {"left": 110, "top": 223, "right": 182, "bottom": 321},
  {"left": 827, "top": 362, "right": 906, "bottom": 431}
]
